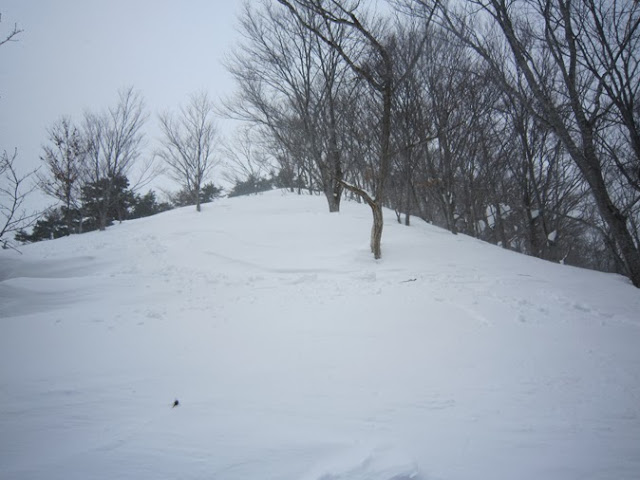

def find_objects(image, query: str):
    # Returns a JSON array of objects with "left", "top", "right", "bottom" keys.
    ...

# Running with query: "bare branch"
[
  {"left": 1, "top": 149, "right": 38, "bottom": 250},
  {"left": 0, "top": 13, "right": 23, "bottom": 48}
]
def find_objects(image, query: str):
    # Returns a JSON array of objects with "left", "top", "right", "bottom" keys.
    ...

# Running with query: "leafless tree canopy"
[
  {"left": 422, "top": 0, "right": 640, "bottom": 285},
  {"left": 157, "top": 91, "right": 218, "bottom": 212},
  {"left": 220, "top": 126, "right": 273, "bottom": 185},
  {"left": 83, "top": 87, "right": 146, "bottom": 181},
  {"left": 82, "top": 87, "right": 147, "bottom": 230},
  {"left": 37, "top": 117, "right": 86, "bottom": 230},
  {"left": 0, "top": 150, "right": 37, "bottom": 250}
]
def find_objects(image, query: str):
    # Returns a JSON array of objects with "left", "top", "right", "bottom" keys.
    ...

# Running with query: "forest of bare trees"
[{"left": 225, "top": 0, "right": 640, "bottom": 287}]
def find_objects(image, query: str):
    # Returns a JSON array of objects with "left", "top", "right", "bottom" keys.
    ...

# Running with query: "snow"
[
  {"left": 486, "top": 204, "right": 513, "bottom": 229},
  {"left": 1, "top": 190, "right": 639, "bottom": 480}
]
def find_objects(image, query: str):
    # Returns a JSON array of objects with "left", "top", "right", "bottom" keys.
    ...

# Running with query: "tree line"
[
  {"left": 224, "top": 0, "right": 640, "bottom": 287},
  {"left": 2, "top": 87, "right": 223, "bottom": 246}
]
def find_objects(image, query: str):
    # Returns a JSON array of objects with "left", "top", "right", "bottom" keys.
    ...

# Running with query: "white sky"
[{"left": 0, "top": 1, "right": 243, "bottom": 209}]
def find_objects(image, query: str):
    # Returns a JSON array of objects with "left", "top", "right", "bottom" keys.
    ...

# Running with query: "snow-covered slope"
[{"left": 1, "top": 190, "right": 639, "bottom": 480}]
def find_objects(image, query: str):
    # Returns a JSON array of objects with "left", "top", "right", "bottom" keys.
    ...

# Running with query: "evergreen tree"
[
  {"left": 81, "top": 174, "right": 134, "bottom": 230},
  {"left": 228, "top": 174, "right": 274, "bottom": 198},
  {"left": 130, "top": 190, "right": 172, "bottom": 219},
  {"left": 15, "top": 207, "right": 79, "bottom": 243},
  {"left": 170, "top": 181, "right": 222, "bottom": 207}
]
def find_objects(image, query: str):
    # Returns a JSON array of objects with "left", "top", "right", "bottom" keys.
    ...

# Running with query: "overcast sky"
[{"left": 1, "top": 1, "right": 243, "bottom": 209}]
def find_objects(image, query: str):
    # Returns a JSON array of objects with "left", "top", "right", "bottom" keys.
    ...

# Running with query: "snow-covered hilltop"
[{"left": 1, "top": 191, "right": 639, "bottom": 480}]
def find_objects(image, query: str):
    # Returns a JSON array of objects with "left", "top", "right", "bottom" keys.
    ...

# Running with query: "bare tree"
[
  {"left": 221, "top": 126, "right": 274, "bottom": 185},
  {"left": 0, "top": 150, "right": 37, "bottom": 250},
  {"left": 82, "top": 87, "right": 147, "bottom": 230},
  {"left": 37, "top": 116, "right": 86, "bottom": 232},
  {"left": 493, "top": 81, "right": 587, "bottom": 261},
  {"left": 277, "top": 0, "right": 434, "bottom": 258},
  {"left": 387, "top": 25, "right": 434, "bottom": 226},
  {"left": 225, "top": 1, "right": 362, "bottom": 211},
  {"left": 279, "top": 0, "right": 393, "bottom": 259},
  {"left": 157, "top": 91, "right": 218, "bottom": 212}
]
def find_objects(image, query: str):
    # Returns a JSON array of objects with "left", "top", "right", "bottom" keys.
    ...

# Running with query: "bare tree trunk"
[
  {"left": 340, "top": 180, "right": 384, "bottom": 259},
  {"left": 326, "top": 133, "right": 343, "bottom": 212},
  {"left": 99, "top": 210, "right": 108, "bottom": 231},
  {"left": 403, "top": 179, "right": 412, "bottom": 226},
  {"left": 583, "top": 158, "right": 640, "bottom": 286},
  {"left": 494, "top": 203, "right": 508, "bottom": 249},
  {"left": 370, "top": 202, "right": 384, "bottom": 258},
  {"left": 325, "top": 80, "right": 344, "bottom": 213},
  {"left": 325, "top": 180, "right": 343, "bottom": 212}
]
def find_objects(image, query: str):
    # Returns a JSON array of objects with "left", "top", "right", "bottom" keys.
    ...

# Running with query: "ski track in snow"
[{"left": 1, "top": 191, "right": 640, "bottom": 480}]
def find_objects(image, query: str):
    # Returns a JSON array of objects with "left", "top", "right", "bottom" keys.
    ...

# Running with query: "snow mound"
[{"left": 1, "top": 190, "right": 639, "bottom": 480}]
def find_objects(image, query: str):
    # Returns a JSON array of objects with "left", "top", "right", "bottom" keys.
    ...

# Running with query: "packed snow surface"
[{"left": 1, "top": 191, "right": 639, "bottom": 480}]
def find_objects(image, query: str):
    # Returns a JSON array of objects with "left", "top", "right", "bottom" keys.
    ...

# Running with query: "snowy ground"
[{"left": 1, "top": 190, "right": 639, "bottom": 480}]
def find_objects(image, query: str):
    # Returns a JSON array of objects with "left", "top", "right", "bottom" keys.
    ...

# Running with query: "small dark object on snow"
[{"left": 172, "top": 399, "right": 179, "bottom": 408}]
